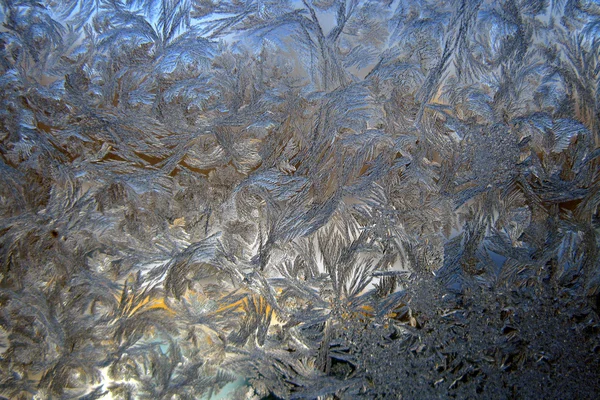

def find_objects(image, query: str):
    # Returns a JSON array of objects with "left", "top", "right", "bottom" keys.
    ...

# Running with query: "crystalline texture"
[{"left": 0, "top": 1, "right": 599, "bottom": 399}]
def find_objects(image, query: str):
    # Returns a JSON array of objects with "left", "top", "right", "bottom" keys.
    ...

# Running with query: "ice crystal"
[{"left": 0, "top": 1, "right": 599, "bottom": 399}]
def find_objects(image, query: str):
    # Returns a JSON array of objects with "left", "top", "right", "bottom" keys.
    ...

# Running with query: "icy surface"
[{"left": 0, "top": 1, "right": 599, "bottom": 399}]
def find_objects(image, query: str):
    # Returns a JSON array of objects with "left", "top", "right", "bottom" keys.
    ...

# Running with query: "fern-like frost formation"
[{"left": 1, "top": 0, "right": 599, "bottom": 398}]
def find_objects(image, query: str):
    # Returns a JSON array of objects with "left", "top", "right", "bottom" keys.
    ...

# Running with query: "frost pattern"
[{"left": 0, "top": 1, "right": 599, "bottom": 399}]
